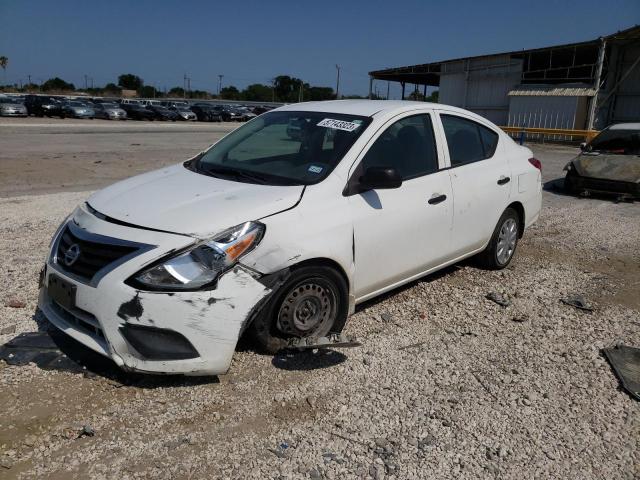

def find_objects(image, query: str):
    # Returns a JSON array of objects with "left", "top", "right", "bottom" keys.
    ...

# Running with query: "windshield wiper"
[{"left": 200, "top": 165, "right": 268, "bottom": 184}]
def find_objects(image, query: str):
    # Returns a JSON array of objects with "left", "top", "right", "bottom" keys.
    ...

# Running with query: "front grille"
[
  {"left": 56, "top": 226, "right": 137, "bottom": 281},
  {"left": 50, "top": 299, "right": 105, "bottom": 341}
]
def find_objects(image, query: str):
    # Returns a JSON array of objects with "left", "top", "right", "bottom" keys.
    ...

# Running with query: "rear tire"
[
  {"left": 247, "top": 265, "right": 348, "bottom": 354},
  {"left": 476, "top": 207, "right": 520, "bottom": 270}
]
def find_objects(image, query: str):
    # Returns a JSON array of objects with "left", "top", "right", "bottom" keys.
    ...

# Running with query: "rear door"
[
  {"left": 436, "top": 112, "right": 511, "bottom": 256},
  {"left": 347, "top": 112, "right": 454, "bottom": 300}
]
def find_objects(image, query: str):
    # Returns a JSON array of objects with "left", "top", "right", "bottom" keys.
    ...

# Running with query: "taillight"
[{"left": 528, "top": 157, "right": 542, "bottom": 171}]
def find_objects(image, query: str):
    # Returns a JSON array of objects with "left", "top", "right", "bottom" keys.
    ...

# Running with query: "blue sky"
[{"left": 1, "top": 0, "right": 638, "bottom": 98}]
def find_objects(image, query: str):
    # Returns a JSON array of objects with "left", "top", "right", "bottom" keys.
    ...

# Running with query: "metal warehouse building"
[{"left": 369, "top": 25, "right": 640, "bottom": 131}]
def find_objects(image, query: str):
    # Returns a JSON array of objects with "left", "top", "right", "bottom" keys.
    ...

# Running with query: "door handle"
[
  {"left": 497, "top": 176, "right": 511, "bottom": 185},
  {"left": 428, "top": 193, "right": 447, "bottom": 205}
]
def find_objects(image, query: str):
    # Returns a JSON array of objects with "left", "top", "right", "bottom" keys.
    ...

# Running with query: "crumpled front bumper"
[{"left": 38, "top": 204, "right": 273, "bottom": 375}]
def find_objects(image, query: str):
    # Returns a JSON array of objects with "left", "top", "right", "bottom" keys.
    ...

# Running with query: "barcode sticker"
[{"left": 317, "top": 118, "right": 361, "bottom": 132}]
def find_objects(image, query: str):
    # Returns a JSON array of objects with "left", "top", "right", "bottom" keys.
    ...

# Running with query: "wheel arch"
[{"left": 507, "top": 201, "right": 525, "bottom": 238}]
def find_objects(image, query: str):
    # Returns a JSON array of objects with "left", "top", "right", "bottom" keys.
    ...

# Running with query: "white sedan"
[{"left": 39, "top": 100, "right": 542, "bottom": 375}]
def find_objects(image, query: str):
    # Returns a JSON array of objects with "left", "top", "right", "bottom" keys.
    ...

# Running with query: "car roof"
[
  {"left": 609, "top": 123, "right": 640, "bottom": 130},
  {"left": 274, "top": 99, "right": 469, "bottom": 117}
]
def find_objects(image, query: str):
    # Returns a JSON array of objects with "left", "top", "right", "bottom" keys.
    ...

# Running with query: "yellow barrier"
[{"left": 500, "top": 126, "right": 599, "bottom": 142}]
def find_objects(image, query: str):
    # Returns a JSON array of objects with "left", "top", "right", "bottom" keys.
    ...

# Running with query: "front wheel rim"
[
  {"left": 496, "top": 217, "right": 518, "bottom": 265},
  {"left": 276, "top": 279, "right": 337, "bottom": 337}
]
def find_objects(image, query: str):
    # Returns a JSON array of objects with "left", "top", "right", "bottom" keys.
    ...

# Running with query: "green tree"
[
  {"left": 41, "top": 77, "right": 75, "bottom": 92},
  {"left": 273, "top": 75, "right": 308, "bottom": 102},
  {"left": 426, "top": 90, "right": 439, "bottom": 103},
  {"left": 307, "top": 86, "right": 334, "bottom": 101},
  {"left": 242, "top": 83, "right": 273, "bottom": 102},
  {"left": 168, "top": 86, "right": 185, "bottom": 97},
  {"left": 103, "top": 83, "right": 122, "bottom": 94},
  {"left": 138, "top": 85, "right": 159, "bottom": 98},
  {"left": 220, "top": 85, "right": 240, "bottom": 100},
  {"left": 118, "top": 73, "right": 143, "bottom": 90},
  {"left": 0, "top": 56, "right": 7, "bottom": 84},
  {"left": 407, "top": 90, "right": 425, "bottom": 101}
]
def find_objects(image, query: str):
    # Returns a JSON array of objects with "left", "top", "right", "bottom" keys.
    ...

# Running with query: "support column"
[
  {"left": 401, "top": 82, "right": 405, "bottom": 100},
  {"left": 587, "top": 38, "right": 606, "bottom": 131},
  {"left": 423, "top": 84, "right": 427, "bottom": 101},
  {"left": 368, "top": 76, "right": 373, "bottom": 100}
]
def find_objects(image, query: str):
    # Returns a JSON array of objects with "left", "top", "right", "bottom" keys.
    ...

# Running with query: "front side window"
[
  {"left": 441, "top": 114, "right": 499, "bottom": 166},
  {"left": 359, "top": 114, "right": 438, "bottom": 180},
  {"left": 194, "top": 111, "right": 371, "bottom": 185}
]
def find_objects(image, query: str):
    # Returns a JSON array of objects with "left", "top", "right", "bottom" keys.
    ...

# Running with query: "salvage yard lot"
[{"left": 0, "top": 117, "right": 638, "bottom": 479}]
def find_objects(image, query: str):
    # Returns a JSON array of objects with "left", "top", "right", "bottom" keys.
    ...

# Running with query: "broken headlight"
[{"left": 131, "top": 221, "right": 264, "bottom": 290}]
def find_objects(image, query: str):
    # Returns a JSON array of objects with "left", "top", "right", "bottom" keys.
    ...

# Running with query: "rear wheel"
[
  {"left": 476, "top": 207, "right": 520, "bottom": 270},
  {"left": 248, "top": 265, "right": 348, "bottom": 353}
]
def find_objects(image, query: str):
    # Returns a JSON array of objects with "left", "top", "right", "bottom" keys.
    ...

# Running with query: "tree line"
[
  {"left": 3, "top": 72, "right": 339, "bottom": 102},
  {"left": 1, "top": 69, "right": 439, "bottom": 103}
]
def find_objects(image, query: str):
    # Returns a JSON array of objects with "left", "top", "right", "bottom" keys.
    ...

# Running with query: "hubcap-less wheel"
[
  {"left": 496, "top": 218, "right": 518, "bottom": 265},
  {"left": 276, "top": 280, "right": 336, "bottom": 337}
]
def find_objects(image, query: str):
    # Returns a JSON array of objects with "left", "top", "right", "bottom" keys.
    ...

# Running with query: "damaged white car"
[{"left": 39, "top": 100, "right": 542, "bottom": 375}]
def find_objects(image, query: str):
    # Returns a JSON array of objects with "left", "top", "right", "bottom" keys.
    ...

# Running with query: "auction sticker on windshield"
[{"left": 317, "top": 118, "right": 361, "bottom": 132}]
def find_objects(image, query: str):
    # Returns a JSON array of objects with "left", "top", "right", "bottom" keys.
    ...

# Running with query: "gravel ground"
[{"left": 0, "top": 139, "right": 638, "bottom": 479}]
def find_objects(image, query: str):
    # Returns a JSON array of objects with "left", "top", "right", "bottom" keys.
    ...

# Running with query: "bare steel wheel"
[
  {"left": 247, "top": 265, "right": 348, "bottom": 354},
  {"left": 277, "top": 280, "right": 337, "bottom": 337}
]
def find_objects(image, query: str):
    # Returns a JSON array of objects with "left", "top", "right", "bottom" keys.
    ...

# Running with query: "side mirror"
[
  {"left": 579, "top": 142, "right": 587, "bottom": 152},
  {"left": 359, "top": 167, "right": 402, "bottom": 192}
]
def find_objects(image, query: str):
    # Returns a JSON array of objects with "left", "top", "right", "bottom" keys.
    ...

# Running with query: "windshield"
[
  {"left": 194, "top": 110, "right": 371, "bottom": 185},
  {"left": 67, "top": 102, "right": 86, "bottom": 107},
  {"left": 588, "top": 128, "right": 640, "bottom": 155}
]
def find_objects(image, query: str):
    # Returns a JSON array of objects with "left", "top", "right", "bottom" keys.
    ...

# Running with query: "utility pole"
[
  {"left": 90, "top": 77, "right": 94, "bottom": 89},
  {"left": 335, "top": 64, "right": 340, "bottom": 99},
  {"left": 298, "top": 80, "right": 303, "bottom": 102},
  {"left": 218, "top": 74, "right": 223, "bottom": 95},
  {"left": 187, "top": 77, "right": 191, "bottom": 98},
  {"left": 84, "top": 74, "right": 88, "bottom": 90},
  {"left": 183, "top": 74, "right": 187, "bottom": 99},
  {"left": 27, "top": 74, "right": 31, "bottom": 86}
]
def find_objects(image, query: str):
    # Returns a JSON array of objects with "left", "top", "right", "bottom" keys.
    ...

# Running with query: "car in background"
[
  {"left": 0, "top": 96, "right": 28, "bottom": 117},
  {"left": 235, "top": 106, "right": 257, "bottom": 122},
  {"left": 191, "top": 103, "right": 222, "bottom": 122},
  {"left": 120, "top": 103, "right": 156, "bottom": 121},
  {"left": 162, "top": 101, "right": 190, "bottom": 109},
  {"left": 146, "top": 105, "right": 180, "bottom": 121},
  {"left": 564, "top": 123, "right": 640, "bottom": 199},
  {"left": 61, "top": 101, "right": 95, "bottom": 119},
  {"left": 168, "top": 105, "right": 197, "bottom": 121},
  {"left": 92, "top": 102, "right": 127, "bottom": 120},
  {"left": 250, "top": 105, "right": 273, "bottom": 115},
  {"left": 24, "top": 95, "right": 65, "bottom": 117}
]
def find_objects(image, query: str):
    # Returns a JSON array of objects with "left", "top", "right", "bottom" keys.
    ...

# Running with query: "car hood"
[
  {"left": 87, "top": 163, "right": 304, "bottom": 238},
  {"left": 572, "top": 153, "right": 640, "bottom": 183},
  {"left": 1, "top": 103, "right": 25, "bottom": 108}
]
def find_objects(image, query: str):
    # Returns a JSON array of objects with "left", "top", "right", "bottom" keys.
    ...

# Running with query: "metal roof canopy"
[
  {"left": 508, "top": 85, "right": 596, "bottom": 97},
  {"left": 369, "top": 25, "right": 640, "bottom": 87}
]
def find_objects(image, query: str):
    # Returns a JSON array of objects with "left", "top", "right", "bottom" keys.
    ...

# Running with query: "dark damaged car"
[{"left": 564, "top": 123, "right": 640, "bottom": 199}]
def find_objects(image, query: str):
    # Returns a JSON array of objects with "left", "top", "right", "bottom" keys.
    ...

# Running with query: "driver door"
[{"left": 347, "top": 112, "right": 454, "bottom": 300}]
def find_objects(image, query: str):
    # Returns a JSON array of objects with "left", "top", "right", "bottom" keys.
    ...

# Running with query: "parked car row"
[{"left": 0, "top": 93, "right": 276, "bottom": 122}]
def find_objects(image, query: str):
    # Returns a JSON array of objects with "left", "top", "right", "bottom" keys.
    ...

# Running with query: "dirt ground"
[{"left": 0, "top": 117, "right": 638, "bottom": 479}]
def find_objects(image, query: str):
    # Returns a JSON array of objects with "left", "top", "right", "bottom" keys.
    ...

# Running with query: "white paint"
[{"left": 39, "top": 100, "right": 542, "bottom": 375}]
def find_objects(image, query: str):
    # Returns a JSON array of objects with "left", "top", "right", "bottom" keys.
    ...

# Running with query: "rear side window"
[{"left": 441, "top": 114, "right": 499, "bottom": 166}]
